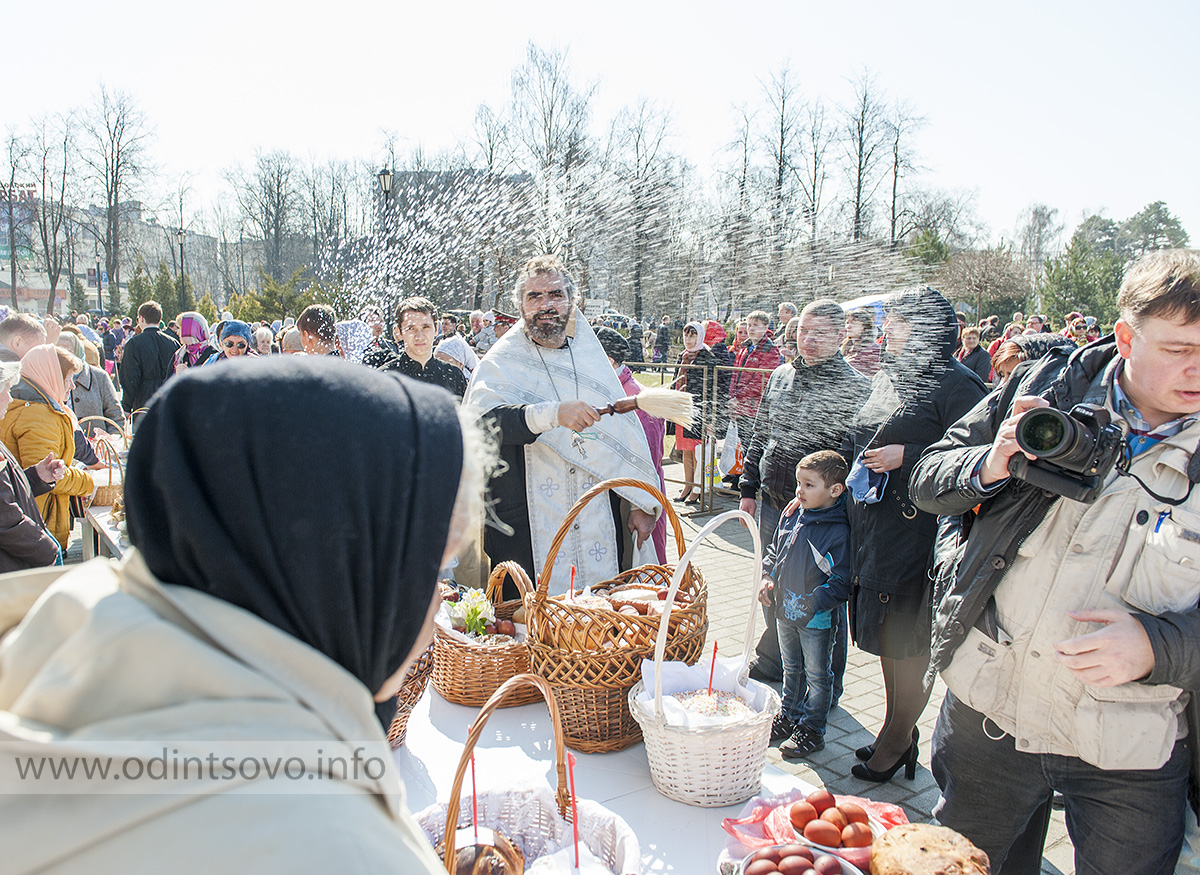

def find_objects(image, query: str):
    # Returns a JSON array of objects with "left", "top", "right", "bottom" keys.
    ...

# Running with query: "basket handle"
[
  {"left": 535, "top": 477, "right": 684, "bottom": 598},
  {"left": 485, "top": 560, "right": 534, "bottom": 603},
  {"left": 93, "top": 433, "right": 124, "bottom": 490},
  {"left": 77, "top": 415, "right": 130, "bottom": 446},
  {"left": 441, "top": 673, "right": 570, "bottom": 873},
  {"left": 650, "top": 510, "right": 762, "bottom": 719}
]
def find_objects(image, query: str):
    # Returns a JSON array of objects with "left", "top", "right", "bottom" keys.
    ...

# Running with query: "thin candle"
[
  {"left": 567, "top": 751, "right": 581, "bottom": 871},
  {"left": 570, "top": 564, "right": 576, "bottom": 599},
  {"left": 707, "top": 641, "right": 718, "bottom": 696},
  {"left": 469, "top": 723, "right": 478, "bottom": 844}
]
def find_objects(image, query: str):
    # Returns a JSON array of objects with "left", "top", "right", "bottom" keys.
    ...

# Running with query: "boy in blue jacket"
[{"left": 757, "top": 450, "right": 851, "bottom": 759}]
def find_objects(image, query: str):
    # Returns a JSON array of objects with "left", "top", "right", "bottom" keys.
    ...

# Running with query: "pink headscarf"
[{"left": 21, "top": 345, "right": 70, "bottom": 407}]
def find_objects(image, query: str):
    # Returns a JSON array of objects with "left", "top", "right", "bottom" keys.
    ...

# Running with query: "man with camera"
[{"left": 910, "top": 249, "right": 1200, "bottom": 874}]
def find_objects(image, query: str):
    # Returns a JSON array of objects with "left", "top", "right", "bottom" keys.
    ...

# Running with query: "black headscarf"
[
  {"left": 125, "top": 356, "right": 463, "bottom": 719},
  {"left": 595, "top": 327, "right": 629, "bottom": 365},
  {"left": 883, "top": 286, "right": 960, "bottom": 401}
]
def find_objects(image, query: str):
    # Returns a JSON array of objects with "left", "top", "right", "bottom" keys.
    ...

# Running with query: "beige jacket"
[
  {"left": 0, "top": 553, "right": 446, "bottom": 874},
  {"left": 942, "top": 414, "right": 1200, "bottom": 770}
]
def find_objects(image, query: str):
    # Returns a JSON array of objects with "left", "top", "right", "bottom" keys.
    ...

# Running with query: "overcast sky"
[{"left": 8, "top": 0, "right": 1197, "bottom": 245}]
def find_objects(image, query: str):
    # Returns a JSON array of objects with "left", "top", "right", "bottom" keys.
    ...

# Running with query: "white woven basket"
[{"left": 629, "top": 509, "right": 781, "bottom": 807}]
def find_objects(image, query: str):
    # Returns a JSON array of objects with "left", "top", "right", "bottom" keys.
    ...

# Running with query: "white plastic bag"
[{"left": 717, "top": 422, "right": 743, "bottom": 477}]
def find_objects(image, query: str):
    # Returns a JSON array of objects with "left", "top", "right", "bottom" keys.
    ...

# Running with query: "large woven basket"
[
  {"left": 431, "top": 562, "right": 540, "bottom": 707},
  {"left": 525, "top": 478, "right": 707, "bottom": 753},
  {"left": 414, "top": 673, "right": 641, "bottom": 874},
  {"left": 385, "top": 642, "right": 435, "bottom": 749},
  {"left": 630, "top": 509, "right": 781, "bottom": 807}
]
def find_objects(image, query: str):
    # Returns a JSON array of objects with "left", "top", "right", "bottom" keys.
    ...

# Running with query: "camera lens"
[{"left": 1018, "top": 409, "right": 1069, "bottom": 455}]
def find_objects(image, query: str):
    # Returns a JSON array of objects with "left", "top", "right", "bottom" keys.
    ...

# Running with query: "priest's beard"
[{"left": 526, "top": 308, "right": 569, "bottom": 346}]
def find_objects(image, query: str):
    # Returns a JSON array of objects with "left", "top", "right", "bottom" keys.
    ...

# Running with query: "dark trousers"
[
  {"left": 932, "top": 690, "right": 1188, "bottom": 875},
  {"left": 752, "top": 498, "right": 847, "bottom": 704}
]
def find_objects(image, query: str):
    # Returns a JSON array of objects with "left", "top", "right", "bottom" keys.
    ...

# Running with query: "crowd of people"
[{"left": 0, "top": 248, "right": 1197, "bottom": 874}]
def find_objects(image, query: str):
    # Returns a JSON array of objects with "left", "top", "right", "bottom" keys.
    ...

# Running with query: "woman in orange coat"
[{"left": 0, "top": 345, "right": 95, "bottom": 549}]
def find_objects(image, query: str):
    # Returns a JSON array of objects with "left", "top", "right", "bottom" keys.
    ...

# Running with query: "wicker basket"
[
  {"left": 431, "top": 562, "right": 540, "bottom": 708},
  {"left": 630, "top": 509, "right": 781, "bottom": 807},
  {"left": 415, "top": 673, "right": 641, "bottom": 874},
  {"left": 525, "top": 477, "right": 707, "bottom": 753},
  {"left": 89, "top": 433, "right": 124, "bottom": 508},
  {"left": 386, "top": 642, "right": 435, "bottom": 749}
]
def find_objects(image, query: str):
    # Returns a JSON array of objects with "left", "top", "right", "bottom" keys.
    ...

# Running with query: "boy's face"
[{"left": 794, "top": 468, "right": 843, "bottom": 510}]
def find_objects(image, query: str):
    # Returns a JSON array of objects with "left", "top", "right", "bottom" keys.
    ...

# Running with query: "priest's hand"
[
  {"left": 558, "top": 400, "right": 600, "bottom": 432},
  {"left": 628, "top": 508, "right": 655, "bottom": 548}
]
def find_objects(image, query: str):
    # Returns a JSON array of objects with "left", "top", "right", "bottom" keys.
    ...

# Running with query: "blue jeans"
[
  {"left": 931, "top": 690, "right": 1188, "bottom": 875},
  {"left": 776, "top": 618, "right": 834, "bottom": 735}
]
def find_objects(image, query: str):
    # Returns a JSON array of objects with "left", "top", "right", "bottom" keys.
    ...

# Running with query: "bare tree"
[
  {"left": 796, "top": 98, "right": 833, "bottom": 248},
  {"left": 885, "top": 100, "right": 926, "bottom": 248},
  {"left": 229, "top": 150, "right": 301, "bottom": 282},
  {"left": 608, "top": 99, "right": 675, "bottom": 320},
  {"left": 718, "top": 107, "right": 756, "bottom": 316},
  {"left": 1016, "top": 203, "right": 1062, "bottom": 290},
  {"left": 508, "top": 42, "right": 596, "bottom": 260},
  {"left": 29, "top": 113, "right": 75, "bottom": 313},
  {"left": 80, "top": 86, "right": 151, "bottom": 307},
  {"left": 473, "top": 104, "right": 513, "bottom": 175},
  {"left": 935, "top": 244, "right": 1027, "bottom": 319},
  {"left": 761, "top": 65, "right": 803, "bottom": 296},
  {"left": 841, "top": 70, "right": 888, "bottom": 242},
  {"left": 2, "top": 128, "right": 32, "bottom": 309}
]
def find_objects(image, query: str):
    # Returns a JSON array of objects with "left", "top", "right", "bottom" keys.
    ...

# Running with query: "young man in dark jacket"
[
  {"left": 910, "top": 249, "right": 1200, "bottom": 874},
  {"left": 739, "top": 299, "right": 870, "bottom": 682},
  {"left": 757, "top": 451, "right": 852, "bottom": 760},
  {"left": 119, "top": 301, "right": 181, "bottom": 422}
]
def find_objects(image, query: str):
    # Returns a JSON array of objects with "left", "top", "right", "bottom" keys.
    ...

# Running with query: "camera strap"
[{"left": 1115, "top": 438, "right": 1200, "bottom": 507}]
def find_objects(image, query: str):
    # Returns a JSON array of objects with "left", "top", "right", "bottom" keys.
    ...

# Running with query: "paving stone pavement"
[{"left": 666, "top": 469, "right": 1075, "bottom": 875}]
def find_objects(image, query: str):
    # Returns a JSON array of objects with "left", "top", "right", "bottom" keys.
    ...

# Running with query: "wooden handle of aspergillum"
[{"left": 596, "top": 397, "right": 639, "bottom": 417}]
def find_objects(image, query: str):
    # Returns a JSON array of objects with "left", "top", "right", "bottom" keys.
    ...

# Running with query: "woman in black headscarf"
[
  {"left": 841, "top": 287, "right": 987, "bottom": 783},
  {"left": 0, "top": 356, "right": 486, "bottom": 873}
]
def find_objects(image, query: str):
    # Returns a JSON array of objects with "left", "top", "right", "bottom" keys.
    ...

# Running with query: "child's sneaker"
[
  {"left": 770, "top": 714, "right": 795, "bottom": 743},
  {"left": 779, "top": 726, "right": 825, "bottom": 760}
]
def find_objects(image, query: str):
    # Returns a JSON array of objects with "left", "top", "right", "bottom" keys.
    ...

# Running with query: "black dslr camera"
[{"left": 1007, "top": 403, "right": 1125, "bottom": 503}]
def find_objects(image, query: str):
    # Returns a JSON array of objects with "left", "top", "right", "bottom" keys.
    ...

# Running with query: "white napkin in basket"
[{"left": 634, "top": 656, "right": 774, "bottom": 728}]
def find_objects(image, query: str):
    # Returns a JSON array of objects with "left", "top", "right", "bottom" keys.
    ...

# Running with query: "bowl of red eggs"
[{"left": 739, "top": 843, "right": 864, "bottom": 875}]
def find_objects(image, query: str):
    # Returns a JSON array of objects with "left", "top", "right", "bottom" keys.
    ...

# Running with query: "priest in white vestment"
[{"left": 465, "top": 255, "right": 662, "bottom": 597}]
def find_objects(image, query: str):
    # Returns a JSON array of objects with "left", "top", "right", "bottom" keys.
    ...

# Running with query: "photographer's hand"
[
  {"left": 1053, "top": 609, "right": 1154, "bottom": 686},
  {"left": 979, "top": 396, "right": 1050, "bottom": 486}
]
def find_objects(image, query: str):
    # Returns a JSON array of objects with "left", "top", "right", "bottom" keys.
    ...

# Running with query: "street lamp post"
[
  {"left": 377, "top": 167, "right": 394, "bottom": 326},
  {"left": 177, "top": 229, "right": 185, "bottom": 300},
  {"left": 94, "top": 243, "right": 103, "bottom": 313}
]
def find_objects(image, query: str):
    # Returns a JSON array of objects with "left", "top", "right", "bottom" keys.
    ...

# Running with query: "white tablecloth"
[{"left": 394, "top": 689, "right": 814, "bottom": 873}]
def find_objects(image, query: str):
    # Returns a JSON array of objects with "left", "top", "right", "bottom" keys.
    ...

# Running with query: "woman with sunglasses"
[{"left": 206, "top": 320, "right": 258, "bottom": 365}]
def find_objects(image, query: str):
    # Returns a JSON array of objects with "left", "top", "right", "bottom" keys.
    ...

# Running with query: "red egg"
[
  {"left": 789, "top": 800, "right": 818, "bottom": 831},
  {"left": 752, "top": 847, "right": 784, "bottom": 865},
  {"left": 805, "top": 789, "right": 837, "bottom": 814},
  {"left": 841, "top": 822, "right": 873, "bottom": 848},
  {"left": 745, "top": 859, "right": 780, "bottom": 875},
  {"left": 802, "top": 819, "right": 842, "bottom": 848},
  {"left": 812, "top": 854, "right": 843, "bottom": 875},
  {"left": 777, "top": 856, "right": 817, "bottom": 875},
  {"left": 819, "top": 807, "right": 848, "bottom": 832},
  {"left": 777, "top": 844, "right": 812, "bottom": 861},
  {"left": 836, "top": 801, "right": 869, "bottom": 825}
]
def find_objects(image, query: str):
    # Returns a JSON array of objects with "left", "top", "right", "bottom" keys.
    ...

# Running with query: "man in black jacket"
[
  {"left": 120, "top": 301, "right": 181, "bottom": 423},
  {"left": 376, "top": 297, "right": 467, "bottom": 398},
  {"left": 739, "top": 299, "right": 870, "bottom": 682},
  {"left": 911, "top": 249, "right": 1200, "bottom": 874}
]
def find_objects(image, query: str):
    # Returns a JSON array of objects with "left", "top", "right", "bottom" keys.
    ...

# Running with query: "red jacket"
[{"left": 729, "top": 339, "right": 782, "bottom": 419}]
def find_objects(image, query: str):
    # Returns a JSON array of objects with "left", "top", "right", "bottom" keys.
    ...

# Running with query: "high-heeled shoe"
[
  {"left": 855, "top": 725, "right": 918, "bottom": 761},
  {"left": 851, "top": 741, "right": 918, "bottom": 782}
]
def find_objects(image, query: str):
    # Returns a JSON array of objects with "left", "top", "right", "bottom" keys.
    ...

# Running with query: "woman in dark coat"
[
  {"left": 672, "top": 321, "right": 716, "bottom": 504},
  {"left": 841, "top": 287, "right": 987, "bottom": 782}
]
